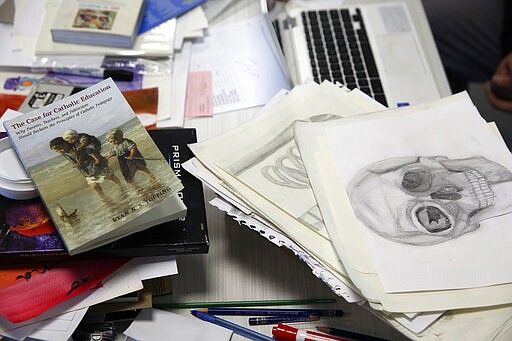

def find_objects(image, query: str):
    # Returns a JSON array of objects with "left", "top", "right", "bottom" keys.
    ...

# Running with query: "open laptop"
[{"left": 261, "top": 0, "right": 451, "bottom": 107}]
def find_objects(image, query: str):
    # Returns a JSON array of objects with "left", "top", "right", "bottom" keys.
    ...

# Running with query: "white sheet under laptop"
[{"left": 270, "top": 0, "right": 449, "bottom": 107}]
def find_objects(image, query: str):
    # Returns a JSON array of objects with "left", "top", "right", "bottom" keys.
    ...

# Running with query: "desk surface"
[
  {"left": 154, "top": 195, "right": 411, "bottom": 340},
  {"left": 149, "top": 0, "right": 451, "bottom": 339}
]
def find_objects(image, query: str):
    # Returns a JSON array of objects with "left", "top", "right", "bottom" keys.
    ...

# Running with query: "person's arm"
[
  {"left": 126, "top": 146, "right": 137, "bottom": 160},
  {"left": 485, "top": 52, "right": 512, "bottom": 111}
]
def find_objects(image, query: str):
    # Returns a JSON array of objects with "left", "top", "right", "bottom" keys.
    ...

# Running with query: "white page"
[
  {"left": 324, "top": 94, "right": 512, "bottom": 292},
  {"left": 26, "top": 308, "right": 88, "bottom": 341},
  {"left": 157, "top": 41, "right": 191, "bottom": 128},
  {"left": 12, "top": 0, "right": 46, "bottom": 36},
  {"left": 189, "top": 15, "right": 290, "bottom": 114},
  {"left": 201, "top": 0, "right": 236, "bottom": 21},
  {"left": 0, "top": 321, "right": 39, "bottom": 340},
  {"left": 123, "top": 308, "right": 232, "bottom": 341},
  {"left": 131, "top": 255, "right": 178, "bottom": 280},
  {"left": 0, "top": 0, "right": 46, "bottom": 67}
]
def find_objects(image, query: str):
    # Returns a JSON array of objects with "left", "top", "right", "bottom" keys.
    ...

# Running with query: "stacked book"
[
  {"left": 50, "top": 0, "right": 147, "bottom": 48},
  {"left": 183, "top": 81, "right": 512, "bottom": 340}
]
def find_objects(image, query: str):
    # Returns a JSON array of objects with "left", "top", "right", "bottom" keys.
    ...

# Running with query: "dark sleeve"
[
  {"left": 502, "top": 2, "right": 512, "bottom": 55},
  {"left": 82, "top": 133, "right": 102, "bottom": 151}
]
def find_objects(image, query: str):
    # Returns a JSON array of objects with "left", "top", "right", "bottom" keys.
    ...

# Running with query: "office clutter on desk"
[
  {"left": 0, "top": 77, "right": 208, "bottom": 339},
  {"left": 0, "top": 0, "right": 220, "bottom": 339},
  {"left": 184, "top": 81, "right": 512, "bottom": 340}
]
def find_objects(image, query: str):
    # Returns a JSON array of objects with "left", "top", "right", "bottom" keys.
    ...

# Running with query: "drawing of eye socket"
[
  {"left": 412, "top": 203, "right": 453, "bottom": 233},
  {"left": 402, "top": 168, "right": 432, "bottom": 192}
]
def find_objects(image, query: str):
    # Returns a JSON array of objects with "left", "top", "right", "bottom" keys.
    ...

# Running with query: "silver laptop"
[{"left": 262, "top": 0, "right": 451, "bottom": 107}]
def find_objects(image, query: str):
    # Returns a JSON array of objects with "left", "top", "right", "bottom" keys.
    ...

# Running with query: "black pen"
[{"left": 49, "top": 67, "right": 134, "bottom": 81}]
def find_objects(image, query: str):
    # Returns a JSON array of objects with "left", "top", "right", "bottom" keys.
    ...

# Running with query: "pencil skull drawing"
[{"left": 348, "top": 156, "right": 512, "bottom": 245}]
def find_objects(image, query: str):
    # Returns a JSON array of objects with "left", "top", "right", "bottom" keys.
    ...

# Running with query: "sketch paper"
[
  {"left": 189, "top": 82, "right": 382, "bottom": 279},
  {"left": 295, "top": 98, "right": 512, "bottom": 312},
  {"left": 382, "top": 303, "right": 512, "bottom": 341},
  {"left": 323, "top": 93, "right": 512, "bottom": 292}
]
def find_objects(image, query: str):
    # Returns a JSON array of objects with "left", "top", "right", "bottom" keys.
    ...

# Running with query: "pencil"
[
  {"left": 249, "top": 314, "right": 320, "bottom": 325},
  {"left": 191, "top": 310, "right": 274, "bottom": 341},
  {"left": 153, "top": 298, "right": 336, "bottom": 309},
  {"left": 316, "top": 327, "right": 391, "bottom": 341},
  {"left": 196, "top": 307, "right": 343, "bottom": 317}
]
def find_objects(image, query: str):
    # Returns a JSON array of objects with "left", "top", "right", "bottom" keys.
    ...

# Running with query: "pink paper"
[
  {"left": 185, "top": 71, "right": 213, "bottom": 118},
  {"left": 0, "top": 258, "right": 129, "bottom": 323}
]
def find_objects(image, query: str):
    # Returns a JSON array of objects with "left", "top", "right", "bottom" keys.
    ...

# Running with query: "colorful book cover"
[
  {"left": 51, "top": 0, "right": 147, "bottom": 48},
  {"left": 2, "top": 78, "right": 185, "bottom": 256},
  {"left": 0, "top": 128, "right": 208, "bottom": 263}
]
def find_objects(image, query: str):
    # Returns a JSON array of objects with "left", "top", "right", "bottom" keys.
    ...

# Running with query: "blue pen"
[
  {"left": 196, "top": 307, "right": 343, "bottom": 317},
  {"left": 249, "top": 314, "right": 320, "bottom": 326},
  {"left": 191, "top": 310, "right": 274, "bottom": 341}
]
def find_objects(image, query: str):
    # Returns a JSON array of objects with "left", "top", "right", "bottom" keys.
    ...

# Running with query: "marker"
[
  {"left": 249, "top": 314, "right": 320, "bottom": 326},
  {"left": 316, "top": 327, "right": 391, "bottom": 341},
  {"left": 196, "top": 307, "right": 343, "bottom": 317},
  {"left": 49, "top": 68, "right": 134, "bottom": 81},
  {"left": 190, "top": 310, "right": 274, "bottom": 341},
  {"left": 273, "top": 324, "right": 349, "bottom": 341}
]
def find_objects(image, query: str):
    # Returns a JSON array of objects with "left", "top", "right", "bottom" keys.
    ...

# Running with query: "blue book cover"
[{"left": 139, "top": 0, "right": 206, "bottom": 34}]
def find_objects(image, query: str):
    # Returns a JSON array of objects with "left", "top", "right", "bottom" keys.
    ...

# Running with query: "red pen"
[{"left": 272, "top": 324, "right": 349, "bottom": 341}]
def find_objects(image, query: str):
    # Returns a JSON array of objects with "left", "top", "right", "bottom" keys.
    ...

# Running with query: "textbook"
[
  {"left": 50, "top": 0, "right": 147, "bottom": 48},
  {"left": 0, "top": 128, "right": 208, "bottom": 263},
  {"left": 2, "top": 78, "right": 185, "bottom": 256}
]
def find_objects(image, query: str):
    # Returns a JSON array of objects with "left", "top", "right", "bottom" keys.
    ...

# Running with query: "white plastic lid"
[{"left": 0, "top": 137, "right": 38, "bottom": 200}]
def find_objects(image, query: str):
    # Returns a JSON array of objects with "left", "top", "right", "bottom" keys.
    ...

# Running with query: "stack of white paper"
[{"left": 183, "top": 81, "right": 512, "bottom": 340}]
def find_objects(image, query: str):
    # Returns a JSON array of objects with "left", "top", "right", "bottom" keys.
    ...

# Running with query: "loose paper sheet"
[
  {"left": 324, "top": 93, "right": 512, "bottom": 292},
  {"left": 189, "top": 15, "right": 290, "bottom": 114},
  {"left": 295, "top": 94, "right": 512, "bottom": 312},
  {"left": 124, "top": 308, "right": 232, "bottom": 341}
]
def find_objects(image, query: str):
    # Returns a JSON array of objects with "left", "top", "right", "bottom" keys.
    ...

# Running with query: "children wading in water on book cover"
[
  {"left": 105, "top": 128, "right": 159, "bottom": 192},
  {"left": 49, "top": 132, "right": 126, "bottom": 205}
]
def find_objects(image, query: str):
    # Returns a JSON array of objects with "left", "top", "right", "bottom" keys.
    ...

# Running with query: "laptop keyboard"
[{"left": 302, "top": 8, "right": 388, "bottom": 106}]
